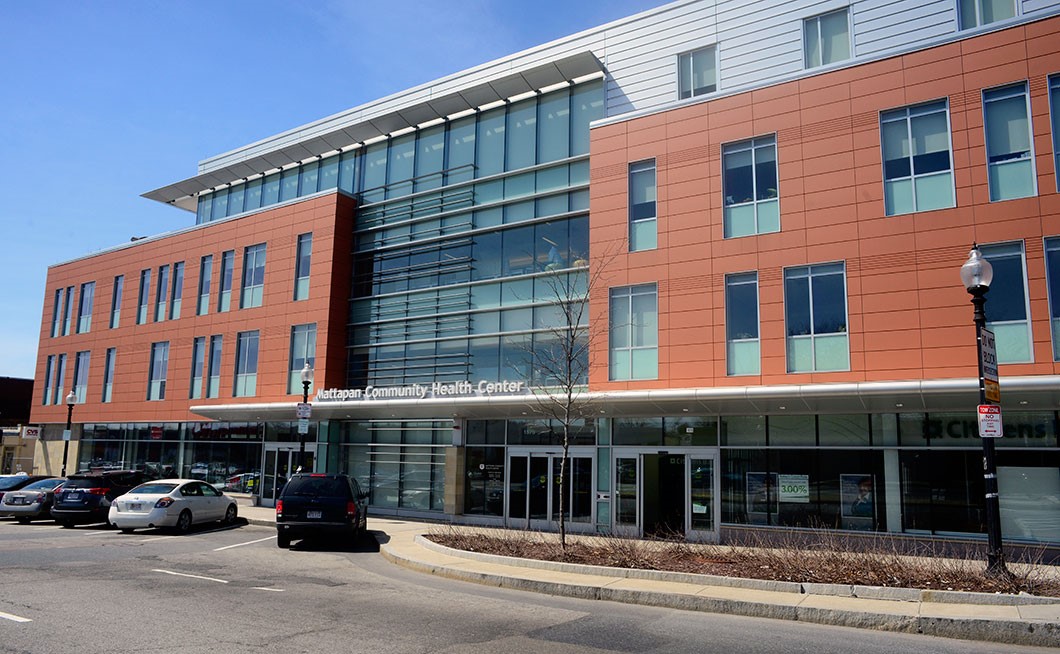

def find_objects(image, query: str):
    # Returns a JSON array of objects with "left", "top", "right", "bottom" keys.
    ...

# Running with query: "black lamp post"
[
  {"left": 299, "top": 363, "right": 314, "bottom": 471},
  {"left": 62, "top": 390, "right": 76, "bottom": 477},
  {"left": 959, "top": 244, "right": 1007, "bottom": 576}
]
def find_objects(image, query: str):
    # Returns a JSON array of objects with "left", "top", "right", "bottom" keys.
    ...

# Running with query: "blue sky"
[{"left": 0, "top": 0, "right": 662, "bottom": 380}]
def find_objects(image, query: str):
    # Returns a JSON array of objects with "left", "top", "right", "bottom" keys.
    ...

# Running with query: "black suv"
[
  {"left": 275, "top": 473, "right": 368, "bottom": 548},
  {"left": 52, "top": 470, "right": 152, "bottom": 527}
]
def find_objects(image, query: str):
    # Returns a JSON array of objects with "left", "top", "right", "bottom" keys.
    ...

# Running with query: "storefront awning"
[{"left": 188, "top": 375, "right": 1060, "bottom": 422}]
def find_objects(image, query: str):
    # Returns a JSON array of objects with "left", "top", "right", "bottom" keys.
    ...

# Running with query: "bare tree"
[{"left": 521, "top": 247, "right": 616, "bottom": 551}]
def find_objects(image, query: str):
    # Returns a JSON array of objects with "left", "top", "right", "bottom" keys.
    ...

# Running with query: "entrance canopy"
[{"left": 189, "top": 376, "right": 1060, "bottom": 422}]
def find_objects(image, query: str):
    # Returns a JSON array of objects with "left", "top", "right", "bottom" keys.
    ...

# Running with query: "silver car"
[{"left": 0, "top": 478, "right": 66, "bottom": 523}]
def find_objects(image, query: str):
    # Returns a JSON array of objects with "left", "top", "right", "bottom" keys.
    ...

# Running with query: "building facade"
[{"left": 31, "top": 0, "right": 1060, "bottom": 546}]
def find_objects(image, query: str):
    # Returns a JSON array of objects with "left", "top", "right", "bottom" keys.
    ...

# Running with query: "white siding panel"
[
  {"left": 1023, "top": 0, "right": 1060, "bottom": 14},
  {"left": 853, "top": 0, "right": 955, "bottom": 57}
]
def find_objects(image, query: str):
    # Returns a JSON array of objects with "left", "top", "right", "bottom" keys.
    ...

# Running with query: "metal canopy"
[
  {"left": 188, "top": 375, "right": 1060, "bottom": 423},
  {"left": 142, "top": 51, "right": 604, "bottom": 211}
]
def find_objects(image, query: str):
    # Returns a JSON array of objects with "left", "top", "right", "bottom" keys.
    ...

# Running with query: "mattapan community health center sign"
[{"left": 314, "top": 380, "right": 528, "bottom": 402}]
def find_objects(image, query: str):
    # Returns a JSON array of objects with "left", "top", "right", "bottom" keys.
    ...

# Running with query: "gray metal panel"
[
  {"left": 1024, "top": 0, "right": 1060, "bottom": 13},
  {"left": 854, "top": 0, "right": 955, "bottom": 56}
]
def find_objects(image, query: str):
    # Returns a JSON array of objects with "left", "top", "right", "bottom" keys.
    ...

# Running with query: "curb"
[{"left": 379, "top": 536, "right": 1060, "bottom": 649}]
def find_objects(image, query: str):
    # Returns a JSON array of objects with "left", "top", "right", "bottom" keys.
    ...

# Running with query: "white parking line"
[
  {"left": 0, "top": 611, "right": 32, "bottom": 623},
  {"left": 152, "top": 569, "right": 228, "bottom": 584},
  {"left": 251, "top": 587, "right": 285, "bottom": 592},
  {"left": 139, "top": 536, "right": 172, "bottom": 543},
  {"left": 213, "top": 535, "right": 275, "bottom": 551}
]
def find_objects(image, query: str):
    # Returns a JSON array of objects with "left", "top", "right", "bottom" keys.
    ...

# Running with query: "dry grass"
[{"left": 427, "top": 526, "right": 1060, "bottom": 597}]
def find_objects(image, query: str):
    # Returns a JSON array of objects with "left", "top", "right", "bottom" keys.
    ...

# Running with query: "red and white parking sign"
[{"left": 977, "top": 405, "right": 1002, "bottom": 438}]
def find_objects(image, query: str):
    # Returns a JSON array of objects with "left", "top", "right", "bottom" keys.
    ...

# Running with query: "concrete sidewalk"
[{"left": 237, "top": 503, "right": 1059, "bottom": 648}]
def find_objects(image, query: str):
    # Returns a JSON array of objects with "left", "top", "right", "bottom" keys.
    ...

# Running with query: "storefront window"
[{"left": 464, "top": 447, "right": 505, "bottom": 516}]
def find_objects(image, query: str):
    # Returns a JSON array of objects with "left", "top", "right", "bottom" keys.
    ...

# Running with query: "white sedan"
[{"left": 108, "top": 479, "right": 238, "bottom": 534}]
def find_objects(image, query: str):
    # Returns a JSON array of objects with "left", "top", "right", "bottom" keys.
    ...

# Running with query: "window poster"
[{"left": 840, "top": 473, "right": 875, "bottom": 530}]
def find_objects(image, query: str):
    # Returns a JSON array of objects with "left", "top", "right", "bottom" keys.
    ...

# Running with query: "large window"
[
  {"left": 102, "top": 348, "right": 115, "bottom": 403},
  {"left": 207, "top": 335, "right": 223, "bottom": 399},
  {"left": 53, "top": 353, "right": 67, "bottom": 405},
  {"left": 241, "top": 244, "right": 266, "bottom": 309},
  {"left": 155, "top": 264, "right": 170, "bottom": 322},
  {"left": 678, "top": 46, "right": 717, "bottom": 99},
  {"left": 726, "top": 272, "right": 760, "bottom": 375},
  {"left": 1050, "top": 75, "right": 1060, "bottom": 193},
  {"left": 61, "top": 285, "right": 73, "bottom": 336},
  {"left": 190, "top": 337, "right": 205, "bottom": 400},
  {"left": 983, "top": 83, "right": 1035, "bottom": 201},
  {"left": 294, "top": 233, "right": 312, "bottom": 301},
  {"left": 109, "top": 275, "right": 123, "bottom": 329},
  {"left": 76, "top": 281, "right": 95, "bottom": 334},
  {"left": 609, "top": 284, "right": 658, "bottom": 381},
  {"left": 148, "top": 342, "right": 169, "bottom": 401},
  {"left": 72, "top": 351, "right": 90, "bottom": 403},
  {"left": 50, "top": 288, "right": 63, "bottom": 338},
  {"left": 723, "top": 136, "right": 779, "bottom": 238},
  {"left": 881, "top": 100, "right": 954, "bottom": 215},
  {"left": 137, "top": 269, "right": 151, "bottom": 325},
  {"left": 628, "top": 160, "right": 657, "bottom": 251},
  {"left": 981, "top": 241, "right": 1032, "bottom": 363},
  {"left": 1047, "top": 238, "right": 1060, "bottom": 361},
  {"left": 785, "top": 262, "right": 849, "bottom": 373},
  {"left": 234, "top": 331, "right": 259, "bottom": 397},
  {"left": 804, "top": 8, "right": 850, "bottom": 68},
  {"left": 42, "top": 355, "right": 55, "bottom": 405},
  {"left": 197, "top": 255, "right": 212, "bottom": 316},
  {"left": 170, "top": 261, "right": 184, "bottom": 319},
  {"left": 218, "top": 250, "right": 234, "bottom": 312},
  {"left": 958, "top": 0, "right": 1016, "bottom": 29},
  {"left": 288, "top": 324, "right": 317, "bottom": 394}
]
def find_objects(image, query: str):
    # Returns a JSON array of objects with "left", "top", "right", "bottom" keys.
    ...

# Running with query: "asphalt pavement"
[{"left": 238, "top": 502, "right": 1060, "bottom": 649}]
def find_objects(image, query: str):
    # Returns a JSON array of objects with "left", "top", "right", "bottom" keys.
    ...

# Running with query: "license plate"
[
  {"left": 306, "top": 510, "right": 322, "bottom": 519},
  {"left": 130, "top": 503, "right": 142, "bottom": 511},
  {"left": 67, "top": 492, "right": 82, "bottom": 501}
]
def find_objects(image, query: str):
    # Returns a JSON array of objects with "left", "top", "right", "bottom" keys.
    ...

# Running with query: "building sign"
[
  {"left": 980, "top": 327, "right": 1000, "bottom": 403},
  {"left": 315, "top": 380, "right": 528, "bottom": 402},
  {"left": 20, "top": 426, "right": 41, "bottom": 440},
  {"left": 977, "top": 404, "right": 1002, "bottom": 438},
  {"left": 778, "top": 474, "right": 810, "bottom": 503}
]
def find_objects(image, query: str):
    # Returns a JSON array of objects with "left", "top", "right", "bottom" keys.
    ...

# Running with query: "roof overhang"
[
  {"left": 189, "top": 376, "right": 1060, "bottom": 422},
  {"left": 143, "top": 51, "right": 604, "bottom": 212}
]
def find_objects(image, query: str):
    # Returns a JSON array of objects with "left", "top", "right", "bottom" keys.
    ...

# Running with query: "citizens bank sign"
[{"left": 315, "top": 380, "right": 528, "bottom": 402}]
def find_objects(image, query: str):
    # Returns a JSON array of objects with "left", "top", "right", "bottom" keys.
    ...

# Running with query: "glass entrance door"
[
  {"left": 506, "top": 451, "right": 593, "bottom": 530},
  {"left": 259, "top": 444, "right": 306, "bottom": 508},
  {"left": 611, "top": 449, "right": 719, "bottom": 541},
  {"left": 688, "top": 455, "right": 717, "bottom": 541}
]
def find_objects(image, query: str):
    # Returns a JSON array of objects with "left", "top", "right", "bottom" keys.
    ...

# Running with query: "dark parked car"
[
  {"left": 275, "top": 473, "right": 368, "bottom": 548},
  {"left": 51, "top": 470, "right": 153, "bottom": 527},
  {"left": 0, "top": 477, "right": 65, "bottom": 523}
]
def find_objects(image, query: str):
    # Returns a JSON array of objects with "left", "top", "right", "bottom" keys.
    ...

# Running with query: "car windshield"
[
  {"left": 0, "top": 477, "right": 32, "bottom": 490},
  {"left": 21, "top": 479, "right": 62, "bottom": 491},
  {"left": 131, "top": 483, "right": 179, "bottom": 495},
  {"left": 283, "top": 477, "right": 347, "bottom": 497}
]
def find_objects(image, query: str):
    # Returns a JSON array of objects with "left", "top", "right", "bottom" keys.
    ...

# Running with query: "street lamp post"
[
  {"left": 62, "top": 391, "right": 76, "bottom": 477},
  {"left": 959, "top": 244, "right": 1007, "bottom": 576},
  {"left": 298, "top": 363, "right": 314, "bottom": 471}
]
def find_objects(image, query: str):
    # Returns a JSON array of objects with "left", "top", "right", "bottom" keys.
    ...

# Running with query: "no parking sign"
[{"left": 977, "top": 405, "right": 1002, "bottom": 438}]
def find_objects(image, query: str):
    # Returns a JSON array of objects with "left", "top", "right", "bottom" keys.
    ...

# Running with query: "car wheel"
[
  {"left": 121, "top": 528, "right": 135, "bottom": 534},
  {"left": 16, "top": 517, "right": 30, "bottom": 525},
  {"left": 277, "top": 533, "right": 291, "bottom": 548},
  {"left": 223, "top": 504, "right": 237, "bottom": 524},
  {"left": 173, "top": 510, "right": 193, "bottom": 534}
]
